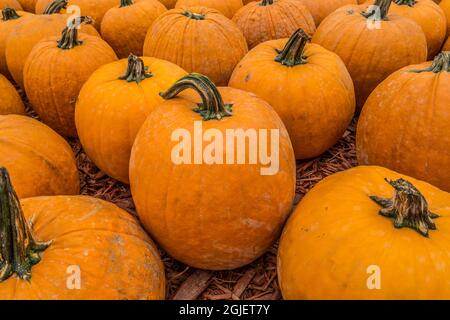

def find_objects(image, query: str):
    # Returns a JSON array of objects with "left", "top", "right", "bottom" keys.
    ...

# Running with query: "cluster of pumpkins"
[{"left": 0, "top": 0, "right": 449, "bottom": 300}]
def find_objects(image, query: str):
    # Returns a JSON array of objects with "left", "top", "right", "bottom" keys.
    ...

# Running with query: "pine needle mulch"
[{"left": 72, "top": 121, "right": 358, "bottom": 300}]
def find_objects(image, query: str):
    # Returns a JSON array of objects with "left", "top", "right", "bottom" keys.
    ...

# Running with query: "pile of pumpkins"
[{"left": 0, "top": 0, "right": 449, "bottom": 300}]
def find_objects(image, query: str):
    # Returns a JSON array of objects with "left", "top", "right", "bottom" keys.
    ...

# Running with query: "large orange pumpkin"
[
  {"left": 175, "top": 0, "right": 243, "bottom": 18},
  {"left": 357, "top": 52, "right": 450, "bottom": 192},
  {"left": 0, "top": 167, "right": 165, "bottom": 300},
  {"left": 0, "top": 8, "right": 32, "bottom": 78},
  {"left": 0, "top": 74, "right": 25, "bottom": 115},
  {"left": 143, "top": 7, "right": 248, "bottom": 86},
  {"left": 130, "top": 73, "right": 296, "bottom": 270},
  {"left": 232, "top": 0, "right": 316, "bottom": 49},
  {"left": 439, "top": 0, "right": 450, "bottom": 34},
  {"left": 23, "top": 17, "right": 117, "bottom": 137},
  {"left": 100, "top": 0, "right": 167, "bottom": 58},
  {"left": 5, "top": 0, "right": 99, "bottom": 88},
  {"left": 229, "top": 29, "right": 355, "bottom": 159},
  {"left": 312, "top": 0, "right": 427, "bottom": 111},
  {"left": 0, "top": 115, "right": 79, "bottom": 198},
  {"left": 75, "top": 55, "right": 187, "bottom": 183},
  {"left": 387, "top": 0, "right": 446, "bottom": 59},
  {"left": 296, "top": 0, "right": 357, "bottom": 25},
  {"left": 278, "top": 166, "right": 450, "bottom": 299}
]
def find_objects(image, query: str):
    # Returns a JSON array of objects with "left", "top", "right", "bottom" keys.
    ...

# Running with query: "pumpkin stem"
[
  {"left": 0, "top": 168, "right": 51, "bottom": 282},
  {"left": 361, "top": 0, "right": 392, "bottom": 20},
  {"left": 260, "top": 0, "right": 274, "bottom": 5},
  {"left": 409, "top": 51, "right": 450, "bottom": 73},
  {"left": 119, "top": 0, "right": 133, "bottom": 7},
  {"left": 274, "top": 29, "right": 310, "bottom": 67},
  {"left": 43, "top": 0, "right": 68, "bottom": 14},
  {"left": 2, "top": 7, "right": 20, "bottom": 21},
  {"left": 182, "top": 10, "right": 205, "bottom": 20},
  {"left": 393, "top": 0, "right": 416, "bottom": 6},
  {"left": 57, "top": 16, "right": 93, "bottom": 50},
  {"left": 160, "top": 73, "right": 233, "bottom": 121},
  {"left": 119, "top": 54, "right": 153, "bottom": 83},
  {"left": 370, "top": 178, "right": 439, "bottom": 237}
]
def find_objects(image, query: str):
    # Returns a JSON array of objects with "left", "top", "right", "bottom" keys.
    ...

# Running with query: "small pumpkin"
[
  {"left": 439, "top": 0, "right": 450, "bottom": 34},
  {"left": 75, "top": 55, "right": 187, "bottom": 183},
  {"left": 100, "top": 0, "right": 167, "bottom": 59},
  {"left": 312, "top": 0, "right": 427, "bottom": 111},
  {"left": 0, "top": 7, "right": 32, "bottom": 79},
  {"left": 24, "top": 17, "right": 117, "bottom": 137},
  {"left": 387, "top": 0, "right": 446, "bottom": 59},
  {"left": 297, "top": 0, "right": 358, "bottom": 25},
  {"left": 175, "top": 0, "right": 243, "bottom": 18},
  {"left": 0, "top": 167, "right": 165, "bottom": 300},
  {"left": 143, "top": 7, "right": 248, "bottom": 86},
  {"left": 229, "top": 29, "right": 355, "bottom": 159},
  {"left": 0, "top": 115, "right": 79, "bottom": 198},
  {"left": 278, "top": 166, "right": 450, "bottom": 299},
  {"left": 17, "top": 0, "right": 36, "bottom": 11},
  {"left": 0, "top": 74, "right": 25, "bottom": 115},
  {"left": 5, "top": 0, "right": 99, "bottom": 88},
  {"left": 232, "top": 0, "right": 316, "bottom": 49},
  {"left": 129, "top": 73, "right": 296, "bottom": 270},
  {"left": 357, "top": 52, "right": 450, "bottom": 192}
]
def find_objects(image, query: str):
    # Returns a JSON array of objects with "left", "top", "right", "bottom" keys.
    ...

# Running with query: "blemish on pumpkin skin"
[{"left": 245, "top": 73, "right": 251, "bottom": 82}]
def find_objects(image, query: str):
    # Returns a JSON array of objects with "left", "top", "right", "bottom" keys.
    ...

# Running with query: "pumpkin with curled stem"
[
  {"left": 357, "top": 52, "right": 450, "bottom": 192},
  {"left": 297, "top": 0, "right": 357, "bottom": 24},
  {"left": 175, "top": 0, "right": 243, "bottom": 18},
  {"left": 229, "top": 29, "right": 355, "bottom": 159},
  {"left": 143, "top": 7, "right": 248, "bottom": 86},
  {"left": 278, "top": 166, "right": 450, "bottom": 299},
  {"left": 312, "top": 0, "right": 427, "bottom": 112},
  {"left": 0, "top": 115, "right": 79, "bottom": 198},
  {"left": 129, "top": 73, "right": 296, "bottom": 270},
  {"left": 232, "top": 0, "right": 316, "bottom": 49},
  {"left": 0, "top": 167, "right": 165, "bottom": 299},
  {"left": 23, "top": 17, "right": 117, "bottom": 137},
  {"left": 100, "top": 0, "right": 167, "bottom": 59},
  {"left": 75, "top": 54, "right": 187, "bottom": 183},
  {"left": 5, "top": 0, "right": 99, "bottom": 88},
  {"left": 0, "top": 74, "right": 25, "bottom": 115}
]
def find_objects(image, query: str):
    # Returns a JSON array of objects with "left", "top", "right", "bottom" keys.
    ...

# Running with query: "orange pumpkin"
[
  {"left": 75, "top": 55, "right": 187, "bottom": 183},
  {"left": 297, "top": 0, "right": 357, "bottom": 25},
  {"left": 278, "top": 166, "right": 450, "bottom": 299},
  {"left": 24, "top": 17, "right": 117, "bottom": 137},
  {"left": 440, "top": 0, "right": 450, "bottom": 34},
  {"left": 143, "top": 7, "right": 248, "bottom": 86},
  {"left": 0, "top": 74, "right": 25, "bottom": 115},
  {"left": 442, "top": 36, "right": 450, "bottom": 50},
  {"left": 5, "top": 0, "right": 99, "bottom": 88},
  {"left": 0, "top": 115, "right": 79, "bottom": 198},
  {"left": 159, "top": 0, "right": 176, "bottom": 8},
  {"left": 387, "top": 0, "right": 446, "bottom": 59},
  {"left": 35, "top": 0, "right": 117, "bottom": 28},
  {"left": 17, "top": 0, "right": 36, "bottom": 11},
  {"left": 0, "top": 0, "right": 22, "bottom": 9},
  {"left": 357, "top": 52, "right": 450, "bottom": 192},
  {"left": 0, "top": 167, "right": 165, "bottom": 300},
  {"left": 101, "top": 0, "right": 167, "bottom": 58},
  {"left": 130, "top": 73, "right": 296, "bottom": 270},
  {"left": 229, "top": 29, "right": 355, "bottom": 159},
  {"left": 312, "top": 0, "right": 427, "bottom": 111},
  {"left": 175, "top": 0, "right": 243, "bottom": 18},
  {"left": 0, "top": 8, "right": 32, "bottom": 79},
  {"left": 232, "top": 0, "right": 316, "bottom": 49}
]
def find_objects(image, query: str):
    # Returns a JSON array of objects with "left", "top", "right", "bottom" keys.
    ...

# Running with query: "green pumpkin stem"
[
  {"left": 160, "top": 73, "right": 233, "bottom": 121},
  {"left": 260, "top": 0, "right": 274, "bottom": 5},
  {"left": 393, "top": 0, "right": 416, "bottom": 6},
  {"left": 2, "top": 7, "right": 21, "bottom": 21},
  {"left": 182, "top": 10, "right": 205, "bottom": 20},
  {"left": 0, "top": 167, "right": 51, "bottom": 282},
  {"left": 275, "top": 29, "right": 310, "bottom": 67},
  {"left": 361, "top": 0, "right": 392, "bottom": 20},
  {"left": 57, "top": 16, "right": 93, "bottom": 50},
  {"left": 370, "top": 178, "right": 439, "bottom": 237},
  {"left": 43, "top": 0, "right": 68, "bottom": 14},
  {"left": 409, "top": 51, "right": 450, "bottom": 73},
  {"left": 119, "top": 54, "right": 153, "bottom": 83},
  {"left": 119, "top": 0, "right": 133, "bottom": 7}
]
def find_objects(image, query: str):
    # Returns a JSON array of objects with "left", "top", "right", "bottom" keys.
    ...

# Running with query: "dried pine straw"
[{"left": 19, "top": 84, "right": 357, "bottom": 300}]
